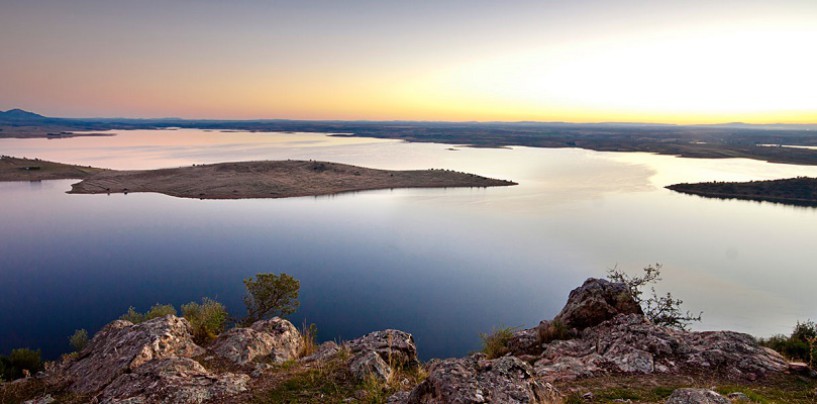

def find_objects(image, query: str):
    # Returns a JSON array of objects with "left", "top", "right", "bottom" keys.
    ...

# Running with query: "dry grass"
[{"left": 557, "top": 372, "right": 817, "bottom": 404}]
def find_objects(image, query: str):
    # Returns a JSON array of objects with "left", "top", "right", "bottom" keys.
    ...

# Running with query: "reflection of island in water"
[{"left": 667, "top": 177, "right": 817, "bottom": 207}]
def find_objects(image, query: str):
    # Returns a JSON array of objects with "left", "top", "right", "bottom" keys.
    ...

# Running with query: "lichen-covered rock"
[
  {"left": 507, "top": 326, "right": 542, "bottom": 357},
  {"left": 534, "top": 314, "right": 789, "bottom": 382},
  {"left": 301, "top": 341, "right": 341, "bottom": 363},
  {"left": 345, "top": 329, "right": 419, "bottom": 367},
  {"left": 210, "top": 317, "right": 302, "bottom": 366},
  {"left": 553, "top": 278, "right": 642, "bottom": 331},
  {"left": 399, "top": 354, "right": 561, "bottom": 404},
  {"left": 99, "top": 357, "right": 249, "bottom": 404},
  {"left": 665, "top": 388, "right": 730, "bottom": 404},
  {"left": 64, "top": 316, "right": 205, "bottom": 394},
  {"left": 351, "top": 350, "right": 393, "bottom": 382}
]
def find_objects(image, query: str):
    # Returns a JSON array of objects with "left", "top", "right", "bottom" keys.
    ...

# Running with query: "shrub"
[
  {"left": 480, "top": 326, "right": 517, "bottom": 359},
  {"left": 182, "top": 297, "right": 228, "bottom": 344},
  {"left": 69, "top": 329, "right": 89, "bottom": 352},
  {"left": 120, "top": 303, "right": 177, "bottom": 324},
  {"left": 0, "top": 348, "right": 43, "bottom": 380},
  {"left": 607, "top": 264, "right": 702, "bottom": 330},
  {"left": 538, "top": 319, "right": 571, "bottom": 343},
  {"left": 242, "top": 273, "right": 300, "bottom": 325},
  {"left": 762, "top": 320, "right": 817, "bottom": 368}
]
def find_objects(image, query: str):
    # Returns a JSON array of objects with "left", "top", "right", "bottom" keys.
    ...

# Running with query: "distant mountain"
[{"left": 0, "top": 108, "right": 45, "bottom": 120}]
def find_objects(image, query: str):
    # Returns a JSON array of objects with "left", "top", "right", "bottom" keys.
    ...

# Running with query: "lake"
[{"left": 2, "top": 128, "right": 817, "bottom": 360}]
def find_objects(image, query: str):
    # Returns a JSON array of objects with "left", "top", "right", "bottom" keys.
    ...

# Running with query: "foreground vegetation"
[{"left": 558, "top": 372, "right": 817, "bottom": 404}]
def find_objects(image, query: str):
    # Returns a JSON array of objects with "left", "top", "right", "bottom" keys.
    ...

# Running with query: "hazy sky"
[{"left": 1, "top": 0, "right": 815, "bottom": 123}]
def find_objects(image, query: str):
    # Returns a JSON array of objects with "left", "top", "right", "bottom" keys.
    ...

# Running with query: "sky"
[{"left": 1, "top": 0, "right": 815, "bottom": 123}]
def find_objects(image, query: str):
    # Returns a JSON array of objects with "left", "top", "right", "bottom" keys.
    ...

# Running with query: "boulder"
[
  {"left": 665, "top": 388, "right": 730, "bottom": 404},
  {"left": 350, "top": 350, "right": 393, "bottom": 382},
  {"left": 64, "top": 316, "right": 205, "bottom": 394},
  {"left": 553, "top": 278, "right": 642, "bottom": 331},
  {"left": 534, "top": 314, "right": 789, "bottom": 382},
  {"left": 99, "top": 357, "right": 249, "bottom": 404},
  {"left": 301, "top": 341, "right": 341, "bottom": 363},
  {"left": 210, "top": 317, "right": 302, "bottom": 366},
  {"left": 345, "top": 329, "right": 419, "bottom": 367},
  {"left": 506, "top": 326, "right": 542, "bottom": 357},
  {"left": 397, "top": 354, "right": 561, "bottom": 404}
]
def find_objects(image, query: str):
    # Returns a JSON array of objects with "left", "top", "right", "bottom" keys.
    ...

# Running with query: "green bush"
[
  {"left": 480, "top": 326, "right": 517, "bottom": 359},
  {"left": 0, "top": 348, "right": 43, "bottom": 380},
  {"left": 761, "top": 320, "right": 817, "bottom": 368},
  {"left": 120, "top": 303, "right": 177, "bottom": 324},
  {"left": 182, "top": 297, "right": 228, "bottom": 344},
  {"left": 69, "top": 329, "right": 89, "bottom": 352},
  {"left": 242, "top": 273, "right": 300, "bottom": 326}
]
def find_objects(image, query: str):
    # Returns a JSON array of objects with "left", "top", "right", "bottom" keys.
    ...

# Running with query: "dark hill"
[{"left": 0, "top": 108, "right": 45, "bottom": 121}]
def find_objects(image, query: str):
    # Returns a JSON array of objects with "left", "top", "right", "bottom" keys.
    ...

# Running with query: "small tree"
[
  {"left": 69, "top": 329, "right": 89, "bottom": 352},
  {"left": 607, "top": 264, "right": 702, "bottom": 330},
  {"left": 242, "top": 273, "right": 300, "bottom": 326}
]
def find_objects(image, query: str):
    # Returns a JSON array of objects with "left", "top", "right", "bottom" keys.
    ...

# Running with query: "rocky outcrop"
[
  {"left": 210, "top": 317, "right": 302, "bottom": 366},
  {"left": 533, "top": 314, "right": 789, "bottom": 382},
  {"left": 98, "top": 358, "right": 249, "bottom": 404},
  {"left": 552, "top": 278, "right": 642, "bottom": 331},
  {"left": 396, "top": 354, "right": 561, "bottom": 404},
  {"left": 301, "top": 341, "right": 341, "bottom": 363},
  {"left": 665, "top": 388, "right": 730, "bottom": 404},
  {"left": 20, "top": 278, "right": 801, "bottom": 403},
  {"left": 350, "top": 350, "right": 394, "bottom": 382},
  {"left": 63, "top": 316, "right": 205, "bottom": 394},
  {"left": 345, "top": 329, "right": 419, "bottom": 368},
  {"left": 507, "top": 278, "right": 643, "bottom": 357},
  {"left": 39, "top": 315, "right": 253, "bottom": 403}
]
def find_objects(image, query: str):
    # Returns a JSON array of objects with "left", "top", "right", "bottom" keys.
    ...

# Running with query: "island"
[
  {"left": 0, "top": 156, "right": 107, "bottom": 181},
  {"left": 0, "top": 157, "right": 516, "bottom": 199},
  {"left": 667, "top": 176, "right": 817, "bottom": 206}
]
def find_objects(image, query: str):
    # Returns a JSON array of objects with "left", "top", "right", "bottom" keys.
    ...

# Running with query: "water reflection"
[{"left": 1, "top": 129, "right": 817, "bottom": 360}]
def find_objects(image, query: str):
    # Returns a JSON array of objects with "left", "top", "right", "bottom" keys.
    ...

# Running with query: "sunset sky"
[{"left": 1, "top": 0, "right": 815, "bottom": 123}]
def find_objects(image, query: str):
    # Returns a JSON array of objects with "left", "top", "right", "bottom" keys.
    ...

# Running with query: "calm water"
[{"left": 2, "top": 129, "right": 817, "bottom": 360}]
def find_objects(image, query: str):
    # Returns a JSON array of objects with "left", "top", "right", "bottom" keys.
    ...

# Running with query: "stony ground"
[{"left": 3, "top": 278, "right": 815, "bottom": 404}]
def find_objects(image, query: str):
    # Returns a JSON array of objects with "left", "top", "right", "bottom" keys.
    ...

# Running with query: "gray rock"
[
  {"left": 99, "top": 357, "right": 249, "bottom": 404},
  {"left": 507, "top": 326, "right": 543, "bottom": 356},
  {"left": 345, "top": 329, "right": 419, "bottom": 368},
  {"left": 553, "top": 278, "right": 643, "bottom": 331},
  {"left": 210, "top": 317, "right": 302, "bottom": 366},
  {"left": 64, "top": 316, "right": 205, "bottom": 394},
  {"left": 351, "top": 350, "right": 393, "bottom": 382},
  {"left": 398, "top": 354, "right": 561, "bottom": 404},
  {"left": 665, "top": 388, "right": 730, "bottom": 404},
  {"left": 534, "top": 314, "right": 788, "bottom": 382},
  {"left": 301, "top": 341, "right": 341, "bottom": 363}
]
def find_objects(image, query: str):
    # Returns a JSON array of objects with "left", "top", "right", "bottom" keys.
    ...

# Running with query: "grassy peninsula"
[
  {"left": 0, "top": 156, "right": 107, "bottom": 182},
  {"left": 0, "top": 158, "right": 514, "bottom": 199},
  {"left": 667, "top": 177, "right": 817, "bottom": 207}
]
